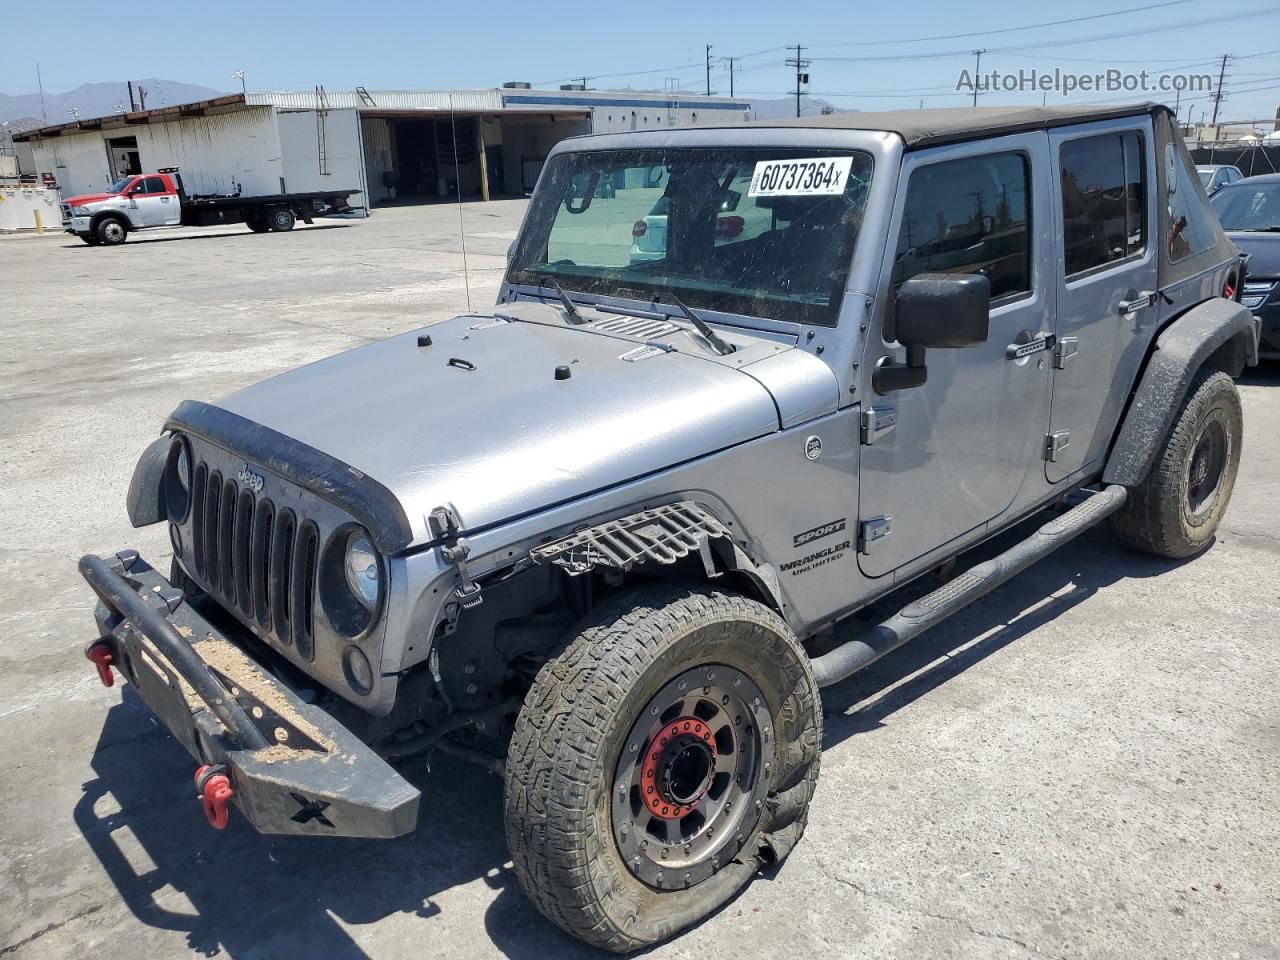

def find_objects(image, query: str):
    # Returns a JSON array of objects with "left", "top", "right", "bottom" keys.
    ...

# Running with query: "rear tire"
[
  {"left": 268, "top": 207, "right": 296, "bottom": 232},
  {"left": 1110, "top": 368, "right": 1243, "bottom": 559},
  {"left": 95, "top": 216, "right": 128, "bottom": 245},
  {"left": 504, "top": 584, "right": 821, "bottom": 952}
]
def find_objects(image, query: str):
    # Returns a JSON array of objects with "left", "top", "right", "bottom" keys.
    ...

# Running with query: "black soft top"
[{"left": 726, "top": 101, "right": 1168, "bottom": 150}]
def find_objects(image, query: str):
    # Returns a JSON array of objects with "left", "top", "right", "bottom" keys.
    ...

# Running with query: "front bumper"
[
  {"left": 64, "top": 214, "right": 90, "bottom": 233},
  {"left": 80, "top": 550, "right": 419, "bottom": 837}
]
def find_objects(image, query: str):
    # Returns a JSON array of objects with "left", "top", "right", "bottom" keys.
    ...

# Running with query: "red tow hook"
[
  {"left": 194, "top": 764, "right": 234, "bottom": 830},
  {"left": 86, "top": 641, "right": 116, "bottom": 687}
]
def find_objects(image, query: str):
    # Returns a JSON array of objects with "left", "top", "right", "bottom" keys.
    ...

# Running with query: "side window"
[
  {"left": 1165, "top": 143, "right": 1217, "bottom": 263},
  {"left": 1059, "top": 132, "right": 1145, "bottom": 277},
  {"left": 892, "top": 151, "right": 1031, "bottom": 302},
  {"left": 142, "top": 176, "right": 166, "bottom": 194}
]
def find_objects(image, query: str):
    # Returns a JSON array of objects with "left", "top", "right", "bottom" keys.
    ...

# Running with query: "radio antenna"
[{"left": 449, "top": 92, "right": 473, "bottom": 312}]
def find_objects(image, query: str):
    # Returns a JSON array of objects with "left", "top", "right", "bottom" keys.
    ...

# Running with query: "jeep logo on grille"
[{"left": 238, "top": 463, "right": 265, "bottom": 493}]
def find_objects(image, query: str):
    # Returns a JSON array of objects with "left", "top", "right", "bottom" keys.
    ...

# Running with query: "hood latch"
[{"left": 428, "top": 504, "right": 483, "bottom": 609}]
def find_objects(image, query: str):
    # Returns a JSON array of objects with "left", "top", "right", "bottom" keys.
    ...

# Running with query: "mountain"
[{"left": 0, "top": 80, "right": 225, "bottom": 126}]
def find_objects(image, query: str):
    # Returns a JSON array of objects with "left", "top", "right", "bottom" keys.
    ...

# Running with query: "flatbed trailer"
[{"left": 61, "top": 167, "right": 360, "bottom": 245}]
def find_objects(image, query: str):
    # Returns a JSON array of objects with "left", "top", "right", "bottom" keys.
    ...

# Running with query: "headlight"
[
  {"left": 71, "top": 205, "right": 91, "bottom": 216},
  {"left": 344, "top": 531, "right": 381, "bottom": 610}
]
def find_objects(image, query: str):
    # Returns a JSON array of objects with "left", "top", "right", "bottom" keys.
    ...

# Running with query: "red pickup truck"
[{"left": 61, "top": 169, "right": 359, "bottom": 245}]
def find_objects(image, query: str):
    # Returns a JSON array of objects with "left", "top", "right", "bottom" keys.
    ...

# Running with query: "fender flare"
[
  {"left": 126, "top": 435, "right": 170, "bottom": 527},
  {"left": 91, "top": 209, "right": 133, "bottom": 234},
  {"left": 1103, "top": 298, "right": 1258, "bottom": 487}
]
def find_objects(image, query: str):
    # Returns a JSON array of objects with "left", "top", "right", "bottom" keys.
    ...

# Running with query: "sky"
[{"left": 6, "top": 0, "right": 1280, "bottom": 126}]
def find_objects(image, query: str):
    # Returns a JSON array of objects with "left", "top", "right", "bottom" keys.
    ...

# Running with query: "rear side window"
[
  {"left": 1059, "top": 132, "right": 1145, "bottom": 277},
  {"left": 1165, "top": 144, "right": 1218, "bottom": 263},
  {"left": 892, "top": 151, "right": 1031, "bottom": 302}
]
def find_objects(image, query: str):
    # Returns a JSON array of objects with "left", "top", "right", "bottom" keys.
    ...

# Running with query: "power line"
[
  {"left": 808, "top": 7, "right": 1278, "bottom": 63},
  {"left": 809, "top": 0, "right": 1200, "bottom": 48}
]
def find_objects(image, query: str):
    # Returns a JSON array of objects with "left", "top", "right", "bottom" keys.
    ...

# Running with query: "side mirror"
[{"left": 874, "top": 273, "right": 991, "bottom": 393}]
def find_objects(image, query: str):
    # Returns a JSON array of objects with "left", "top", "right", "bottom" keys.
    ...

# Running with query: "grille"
[
  {"left": 590, "top": 315, "right": 679, "bottom": 339},
  {"left": 189, "top": 459, "right": 317, "bottom": 659}
]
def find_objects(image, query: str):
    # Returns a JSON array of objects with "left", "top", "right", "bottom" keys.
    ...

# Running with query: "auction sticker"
[{"left": 748, "top": 157, "right": 853, "bottom": 197}]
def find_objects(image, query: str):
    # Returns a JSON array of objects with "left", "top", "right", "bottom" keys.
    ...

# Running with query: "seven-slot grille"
[{"left": 188, "top": 459, "right": 318, "bottom": 659}]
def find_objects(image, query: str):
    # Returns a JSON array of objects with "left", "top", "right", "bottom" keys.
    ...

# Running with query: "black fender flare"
[
  {"left": 91, "top": 209, "right": 133, "bottom": 234},
  {"left": 1103, "top": 298, "right": 1258, "bottom": 487},
  {"left": 126, "top": 435, "right": 170, "bottom": 527}
]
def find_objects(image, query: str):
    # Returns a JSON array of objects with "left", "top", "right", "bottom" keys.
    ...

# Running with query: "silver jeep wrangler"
[{"left": 81, "top": 102, "right": 1258, "bottom": 951}]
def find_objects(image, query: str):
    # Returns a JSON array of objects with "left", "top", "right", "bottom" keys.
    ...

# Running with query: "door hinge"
[
  {"left": 858, "top": 516, "right": 893, "bottom": 554},
  {"left": 1053, "top": 337, "right": 1079, "bottom": 369},
  {"left": 1044, "top": 431, "right": 1071, "bottom": 462},
  {"left": 428, "top": 503, "right": 483, "bottom": 609},
  {"left": 860, "top": 402, "right": 897, "bottom": 445}
]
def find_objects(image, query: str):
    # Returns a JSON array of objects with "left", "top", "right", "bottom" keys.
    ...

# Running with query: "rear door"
[
  {"left": 857, "top": 133, "right": 1055, "bottom": 578},
  {"left": 1045, "top": 118, "right": 1158, "bottom": 482}
]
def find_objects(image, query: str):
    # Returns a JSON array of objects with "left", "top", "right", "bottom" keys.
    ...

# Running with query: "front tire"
[
  {"left": 246, "top": 215, "right": 271, "bottom": 233},
  {"left": 95, "top": 216, "right": 128, "bottom": 245},
  {"left": 1111, "top": 368, "right": 1243, "bottom": 558},
  {"left": 504, "top": 584, "right": 821, "bottom": 952}
]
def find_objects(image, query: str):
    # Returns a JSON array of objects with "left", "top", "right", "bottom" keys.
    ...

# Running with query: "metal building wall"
[
  {"left": 360, "top": 117, "right": 395, "bottom": 205},
  {"left": 29, "top": 132, "right": 114, "bottom": 196},
  {"left": 276, "top": 108, "right": 366, "bottom": 207},
  {"left": 134, "top": 107, "right": 282, "bottom": 196}
]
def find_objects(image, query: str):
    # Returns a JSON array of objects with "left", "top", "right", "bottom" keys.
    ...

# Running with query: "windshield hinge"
[{"left": 428, "top": 504, "right": 483, "bottom": 609}]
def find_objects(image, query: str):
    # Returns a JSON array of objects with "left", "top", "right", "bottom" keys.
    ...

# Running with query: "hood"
[
  {"left": 1228, "top": 230, "right": 1280, "bottom": 278},
  {"left": 64, "top": 192, "right": 118, "bottom": 207},
  {"left": 213, "top": 305, "right": 835, "bottom": 546}
]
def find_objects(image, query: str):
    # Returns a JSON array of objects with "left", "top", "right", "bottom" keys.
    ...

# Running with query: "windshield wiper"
[
  {"left": 548, "top": 280, "right": 586, "bottom": 324},
  {"left": 667, "top": 295, "right": 735, "bottom": 356}
]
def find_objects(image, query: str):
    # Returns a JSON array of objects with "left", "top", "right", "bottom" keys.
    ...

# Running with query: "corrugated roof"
[
  {"left": 249, "top": 89, "right": 504, "bottom": 111},
  {"left": 13, "top": 94, "right": 252, "bottom": 141}
]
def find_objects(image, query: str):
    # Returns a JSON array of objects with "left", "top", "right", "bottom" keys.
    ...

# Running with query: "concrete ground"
[{"left": 1, "top": 204, "right": 1277, "bottom": 960}]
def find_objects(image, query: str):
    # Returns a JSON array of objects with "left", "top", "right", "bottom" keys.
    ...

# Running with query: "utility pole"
[
  {"left": 971, "top": 49, "right": 985, "bottom": 108},
  {"left": 138, "top": 85, "right": 148, "bottom": 110},
  {"left": 726, "top": 56, "right": 736, "bottom": 98},
  {"left": 127, "top": 80, "right": 137, "bottom": 112},
  {"left": 1210, "top": 53, "right": 1231, "bottom": 141},
  {"left": 705, "top": 45, "right": 713, "bottom": 97},
  {"left": 786, "top": 45, "right": 810, "bottom": 118}
]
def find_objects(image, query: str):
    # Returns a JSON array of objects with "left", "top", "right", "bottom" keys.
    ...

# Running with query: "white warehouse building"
[{"left": 15, "top": 86, "right": 752, "bottom": 211}]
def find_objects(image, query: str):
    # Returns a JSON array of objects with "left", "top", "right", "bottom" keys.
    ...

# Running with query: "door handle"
[
  {"left": 1118, "top": 291, "right": 1155, "bottom": 314},
  {"left": 1005, "top": 332, "right": 1056, "bottom": 361}
]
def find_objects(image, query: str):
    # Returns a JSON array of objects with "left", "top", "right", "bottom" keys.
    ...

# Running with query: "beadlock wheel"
[{"left": 611, "top": 663, "right": 772, "bottom": 891}]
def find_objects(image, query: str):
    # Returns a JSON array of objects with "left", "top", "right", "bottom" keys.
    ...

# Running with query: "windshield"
[
  {"left": 108, "top": 177, "right": 134, "bottom": 194},
  {"left": 1210, "top": 181, "right": 1280, "bottom": 230},
  {"left": 507, "top": 147, "right": 875, "bottom": 326},
  {"left": 1198, "top": 169, "right": 1213, "bottom": 187}
]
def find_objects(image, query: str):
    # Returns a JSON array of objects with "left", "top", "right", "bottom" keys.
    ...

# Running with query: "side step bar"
[{"left": 811, "top": 485, "right": 1128, "bottom": 688}]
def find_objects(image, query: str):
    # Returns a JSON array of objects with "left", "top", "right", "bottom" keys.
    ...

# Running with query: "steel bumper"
[{"left": 79, "top": 550, "right": 420, "bottom": 838}]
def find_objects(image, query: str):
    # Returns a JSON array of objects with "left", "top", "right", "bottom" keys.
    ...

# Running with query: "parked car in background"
[
  {"left": 1212, "top": 172, "right": 1280, "bottom": 358},
  {"left": 1198, "top": 163, "right": 1244, "bottom": 195}
]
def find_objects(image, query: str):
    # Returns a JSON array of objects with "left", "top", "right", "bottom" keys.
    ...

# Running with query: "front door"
[
  {"left": 1045, "top": 118, "right": 1158, "bottom": 482},
  {"left": 857, "top": 133, "right": 1055, "bottom": 578},
  {"left": 128, "top": 175, "right": 181, "bottom": 227}
]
